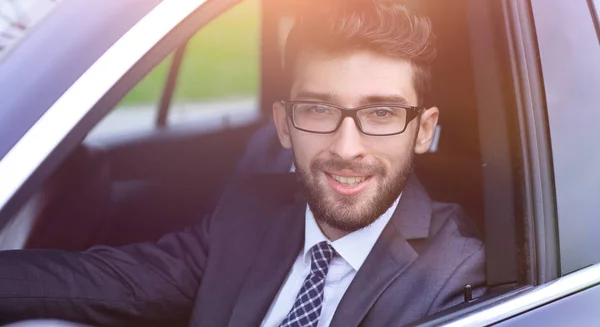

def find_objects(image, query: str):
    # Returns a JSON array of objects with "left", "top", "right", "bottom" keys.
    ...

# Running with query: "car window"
[
  {"left": 87, "top": 0, "right": 260, "bottom": 140},
  {"left": 168, "top": 0, "right": 260, "bottom": 128},
  {"left": 86, "top": 54, "right": 174, "bottom": 140},
  {"left": 0, "top": 0, "right": 63, "bottom": 62}
]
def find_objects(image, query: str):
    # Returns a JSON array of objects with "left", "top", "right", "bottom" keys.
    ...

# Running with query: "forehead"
[{"left": 290, "top": 49, "right": 418, "bottom": 106}]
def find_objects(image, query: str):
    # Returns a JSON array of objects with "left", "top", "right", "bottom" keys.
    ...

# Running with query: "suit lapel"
[
  {"left": 330, "top": 176, "right": 433, "bottom": 327},
  {"left": 228, "top": 190, "right": 307, "bottom": 327}
]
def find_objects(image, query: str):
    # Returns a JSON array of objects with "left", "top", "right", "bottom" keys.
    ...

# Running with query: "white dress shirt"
[{"left": 261, "top": 195, "right": 401, "bottom": 327}]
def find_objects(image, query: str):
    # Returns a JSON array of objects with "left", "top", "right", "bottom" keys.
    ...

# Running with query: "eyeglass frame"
[{"left": 281, "top": 100, "right": 426, "bottom": 136}]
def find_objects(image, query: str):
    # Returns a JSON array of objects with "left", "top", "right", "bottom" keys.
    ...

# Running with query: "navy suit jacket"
[{"left": 0, "top": 173, "right": 485, "bottom": 326}]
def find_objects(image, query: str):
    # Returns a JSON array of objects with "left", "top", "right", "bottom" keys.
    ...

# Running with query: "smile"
[
  {"left": 330, "top": 174, "right": 367, "bottom": 186},
  {"left": 325, "top": 172, "right": 372, "bottom": 196}
]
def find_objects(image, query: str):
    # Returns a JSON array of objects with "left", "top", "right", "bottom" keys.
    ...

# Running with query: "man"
[{"left": 0, "top": 0, "right": 485, "bottom": 326}]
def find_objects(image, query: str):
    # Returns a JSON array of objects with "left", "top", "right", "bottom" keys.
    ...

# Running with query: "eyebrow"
[
  {"left": 359, "top": 95, "right": 411, "bottom": 106},
  {"left": 294, "top": 91, "right": 412, "bottom": 106},
  {"left": 294, "top": 91, "right": 336, "bottom": 102}
]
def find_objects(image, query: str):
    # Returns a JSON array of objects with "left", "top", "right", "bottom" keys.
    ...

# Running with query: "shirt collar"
[{"left": 303, "top": 195, "right": 401, "bottom": 271}]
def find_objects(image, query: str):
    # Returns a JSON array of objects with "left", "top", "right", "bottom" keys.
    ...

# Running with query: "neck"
[{"left": 318, "top": 222, "right": 349, "bottom": 241}]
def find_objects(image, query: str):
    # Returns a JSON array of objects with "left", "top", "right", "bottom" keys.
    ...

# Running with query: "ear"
[
  {"left": 414, "top": 107, "right": 439, "bottom": 154},
  {"left": 273, "top": 101, "right": 293, "bottom": 149}
]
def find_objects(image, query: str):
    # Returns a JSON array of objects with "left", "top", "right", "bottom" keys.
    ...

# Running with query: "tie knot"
[{"left": 309, "top": 241, "right": 337, "bottom": 278}]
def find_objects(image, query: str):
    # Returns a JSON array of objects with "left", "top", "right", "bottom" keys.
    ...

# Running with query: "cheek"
[
  {"left": 366, "top": 137, "right": 414, "bottom": 170},
  {"left": 290, "top": 132, "right": 330, "bottom": 167}
]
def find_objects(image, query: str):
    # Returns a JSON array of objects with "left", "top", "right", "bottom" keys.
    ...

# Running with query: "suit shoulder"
[
  {"left": 425, "top": 202, "right": 484, "bottom": 266},
  {"left": 430, "top": 202, "right": 482, "bottom": 243},
  {"left": 420, "top": 203, "right": 486, "bottom": 313}
]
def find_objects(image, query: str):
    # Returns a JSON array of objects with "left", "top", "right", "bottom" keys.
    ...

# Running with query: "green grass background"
[{"left": 121, "top": 0, "right": 260, "bottom": 105}]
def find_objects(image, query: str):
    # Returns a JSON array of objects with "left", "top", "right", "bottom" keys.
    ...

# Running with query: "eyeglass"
[{"left": 282, "top": 100, "right": 425, "bottom": 136}]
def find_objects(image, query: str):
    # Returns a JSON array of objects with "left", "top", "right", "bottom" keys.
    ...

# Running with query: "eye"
[
  {"left": 312, "top": 105, "right": 331, "bottom": 114},
  {"left": 375, "top": 110, "right": 389, "bottom": 117},
  {"left": 369, "top": 108, "right": 394, "bottom": 118}
]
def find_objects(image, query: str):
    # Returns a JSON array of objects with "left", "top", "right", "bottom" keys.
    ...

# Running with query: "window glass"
[
  {"left": 88, "top": 0, "right": 260, "bottom": 140},
  {"left": 169, "top": 0, "right": 260, "bottom": 128},
  {"left": 87, "top": 55, "right": 173, "bottom": 140},
  {"left": 0, "top": 0, "right": 63, "bottom": 62},
  {"left": 87, "top": 0, "right": 260, "bottom": 141}
]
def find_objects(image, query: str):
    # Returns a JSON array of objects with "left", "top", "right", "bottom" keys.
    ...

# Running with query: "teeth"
[{"left": 331, "top": 174, "right": 366, "bottom": 185}]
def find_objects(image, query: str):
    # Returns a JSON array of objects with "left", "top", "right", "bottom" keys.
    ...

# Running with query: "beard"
[{"left": 295, "top": 151, "right": 414, "bottom": 233}]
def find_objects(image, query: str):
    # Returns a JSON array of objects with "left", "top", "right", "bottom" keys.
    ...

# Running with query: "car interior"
[{"left": 10, "top": 0, "right": 526, "bottom": 318}]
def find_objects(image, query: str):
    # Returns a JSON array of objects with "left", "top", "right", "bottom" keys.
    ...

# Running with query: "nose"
[{"left": 329, "top": 117, "right": 366, "bottom": 161}]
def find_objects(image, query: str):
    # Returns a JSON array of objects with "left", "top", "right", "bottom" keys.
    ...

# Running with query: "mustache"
[{"left": 311, "top": 158, "right": 386, "bottom": 176}]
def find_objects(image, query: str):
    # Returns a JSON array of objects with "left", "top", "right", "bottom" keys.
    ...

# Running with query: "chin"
[{"left": 316, "top": 194, "right": 382, "bottom": 231}]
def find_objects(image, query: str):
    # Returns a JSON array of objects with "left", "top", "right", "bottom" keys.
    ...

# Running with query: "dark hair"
[{"left": 284, "top": 0, "right": 437, "bottom": 106}]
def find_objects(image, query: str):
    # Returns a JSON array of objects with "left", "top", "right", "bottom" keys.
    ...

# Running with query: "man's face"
[{"left": 273, "top": 49, "right": 438, "bottom": 235}]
